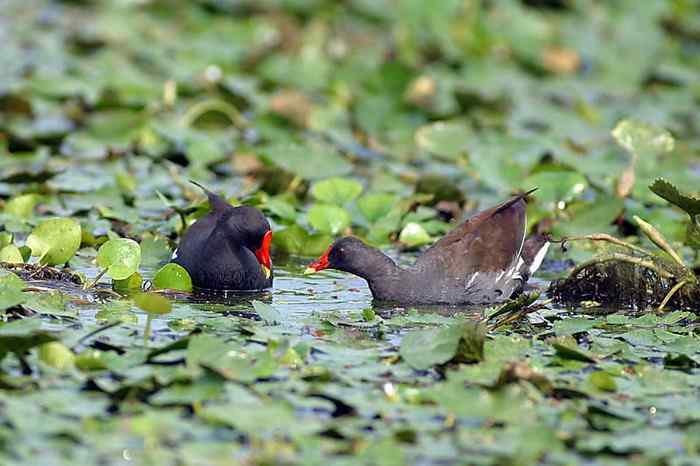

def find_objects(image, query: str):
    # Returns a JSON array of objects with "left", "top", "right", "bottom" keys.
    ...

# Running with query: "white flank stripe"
[{"left": 528, "top": 242, "right": 550, "bottom": 275}]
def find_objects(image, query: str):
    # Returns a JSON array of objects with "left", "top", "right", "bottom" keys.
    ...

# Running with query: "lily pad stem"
[
  {"left": 72, "top": 321, "right": 121, "bottom": 350},
  {"left": 143, "top": 314, "right": 153, "bottom": 347},
  {"left": 561, "top": 234, "right": 653, "bottom": 256},
  {"left": 657, "top": 279, "right": 689, "bottom": 312},
  {"left": 633, "top": 216, "right": 686, "bottom": 268},
  {"left": 569, "top": 253, "right": 674, "bottom": 280},
  {"left": 180, "top": 99, "right": 248, "bottom": 129},
  {"left": 86, "top": 268, "right": 108, "bottom": 289}
]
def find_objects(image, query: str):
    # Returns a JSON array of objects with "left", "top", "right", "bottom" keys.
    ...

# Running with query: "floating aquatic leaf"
[
  {"left": 4, "top": 193, "right": 41, "bottom": 218},
  {"left": 358, "top": 193, "right": 398, "bottom": 223},
  {"left": 399, "top": 222, "right": 431, "bottom": 248},
  {"left": 112, "top": 272, "right": 143, "bottom": 291},
  {"left": 0, "top": 318, "right": 56, "bottom": 358},
  {"left": 272, "top": 225, "right": 332, "bottom": 256},
  {"left": 261, "top": 141, "right": 352, "bottom": 180},
  {"left": 415, "top": 121, "right": 470, "bottom": 160},
  {"left": 153, "top": 263, "right": 193, "bottom": 292},
  {"left": 0, "top": 272, "right": 27, "bottom": 311},
  {"left": 400, "top": 322, "right": 484, "bottom": 370},
  {"left": 38, "top": 342, "right": 75, "bottom": 370},
  {"left": 26, "top": 218, "right": 82, "bottom": 265},
  {"left": 0, "top": 245, "right": 24, "bottom": 264},
  {"left": 589, "top": 371, "right": 617, "bottom": 392},
  {"left": 133, "top": 292, "right": 172, "bottom": 315},
  {"left": 311, "top": 177, "right": 363, "bottom": 206},
  {"left": 612, "top": 119, "right": 674, "bottom": 156},
  {"left": 252, "top": 300, "right": 284, "bottom": 325},
  {"left": 308, "top": 204, "right": 352, "bottom": 235},
  {"left": 96, "top": 238, "right": 141, "bottom": 280}
]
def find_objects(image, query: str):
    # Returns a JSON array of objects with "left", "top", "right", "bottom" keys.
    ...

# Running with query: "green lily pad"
[
  {"left": 0, "top": 245, "right": 24, "bottom": 264},
  {"left": 153, "top": 263, "right": 193, "bottom": 292},
  {"left": 523, "top": 171, "right": 587, "bottom": 206},
  {"left": 0, "top": 272, "right": 27, "bottom": 311},
  {"left": 261, "top": 141, "right": 353, "bottom": 180},
  {"left": 415, "top": 121, "right": 470, "bottom": 160},
  {"left": 612, "top": 119, "right": 675, "bottom": 156},
  {"left": 4, "top": 193, "right": 41, "bottom": 218},
  {"left": 308, "top": 204, "right": 352, "bottom": 235},
  {"left": 272, "top": 225, "right": 333, "bottom": 256},
  {"left": 398, "top": 222, "right": 431, "bottom": 248},
  {"left": 38, "top": 342, "right": 75, "bottom": 370},
  {"left": 0, "top": 318, "right": 56, "bottom": 358},
  {"left": 589, "top": 371, "right": 617, "bottom": 392},
  {"left": 252, "top": 300, "right": 284, "bottom": 325},
  {"left": 96, "top": 238, "right": 141, "bottom": 280},
  {"left": 133, "top": 292, "right": 172, "bottom": 315},
  {"left": 112, "top": 272, "right": 143, "bottom": 291},
  {"left": 26, "top": 218, "right": 82, "bottom": 265},
  {"left": 400, "top": 322, "right": 484, "bottom": 370},
  {"left": 311, "top": 177, "right": 363, "bottom": 206},
  {"left": 358, "top": 193, "right": 398, "bottom": 223}
]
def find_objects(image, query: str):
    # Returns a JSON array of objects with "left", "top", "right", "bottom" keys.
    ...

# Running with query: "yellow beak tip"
[
  {"left": 263, "top": 265, "right": 271, "bottom": 279},
  {"left": 303, "top": 267, "right": 317, "bottom": 275}
]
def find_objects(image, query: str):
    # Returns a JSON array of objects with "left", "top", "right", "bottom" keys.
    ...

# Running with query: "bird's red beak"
[
  {"left": 304, "top": 245, "right": 331, "bottom": 274},
  {"left": 255, "top": 231, "right": 273, "bottom": 278}
]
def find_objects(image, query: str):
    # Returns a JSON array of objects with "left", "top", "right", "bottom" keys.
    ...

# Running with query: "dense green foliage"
[{"left": 1, "top": 0, "right": 700, "bottom": 465}]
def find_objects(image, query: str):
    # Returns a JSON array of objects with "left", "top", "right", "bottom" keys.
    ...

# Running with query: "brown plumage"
[{"left": 305, "top": 190, "right": 547, "bottom": 305}]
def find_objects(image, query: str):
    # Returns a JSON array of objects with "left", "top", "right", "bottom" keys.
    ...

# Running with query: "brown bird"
[{"left": 305, "top": 190, "right": 548, "bottom": 304}]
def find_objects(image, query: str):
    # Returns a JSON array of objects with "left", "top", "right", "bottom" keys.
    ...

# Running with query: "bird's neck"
[{"left": 344, "top": 247, "right": 404, "bottom": 301}]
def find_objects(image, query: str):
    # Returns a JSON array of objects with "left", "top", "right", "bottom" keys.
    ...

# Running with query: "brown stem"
[
  {"left": 562, "top": 234, "right": 653, "bottom": 256},
  {"left": 657, "top": 279, "right": 689, "bottom": 312},
  {"left": 569, "top": 253, "right": 674, "bottom": 280}
]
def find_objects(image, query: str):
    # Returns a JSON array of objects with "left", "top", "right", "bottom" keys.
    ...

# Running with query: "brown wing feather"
[{"left": 415, "top": 194, "right": 528, "bottom": 277}]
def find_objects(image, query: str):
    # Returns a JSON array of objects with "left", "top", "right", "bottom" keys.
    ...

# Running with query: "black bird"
[
  {"left": 305, "top": 190, "right": 549, "bottom": 305},
  {"left": 171, "top": 182, "right": 273, "bottom": 291}
]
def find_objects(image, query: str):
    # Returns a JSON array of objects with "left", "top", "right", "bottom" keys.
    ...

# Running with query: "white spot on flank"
[
  {"left": 466, "top": 272, "right": 479, "bottom": 287},
  {"left": 528, "top": 242, "right": 550, "bottom": 275},
  {"left": 171, "top": 249, "right": 178, "bottom": 259}
]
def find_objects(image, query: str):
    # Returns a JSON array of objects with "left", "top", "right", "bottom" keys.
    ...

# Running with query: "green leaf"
[
  {"left": 589, "top": 371, "right": 617, "bottom": 392},
  {"left": 400, "top": 322, "right": 484, "bottom": 370},
  {"left": 650, "top": 178, "right": 700, "bottom": 215},
  {"left": 358, "top": 193, "right": 398, "bottom": 223},
  {"left": 415, "top": 121, "right": 470, "bottom": 160},
  {"left": 311, "top": 177, "right": 363, "bottom": 206},
  {"left": 4, "top": 194, "right": 41, "bottom": 218},
  {"left": 261, "top": 141, "right": 353, "bottom": 180},
  {"left": 612, "top": 119, "right": 674, "bottom": 156},
  {"left": 133, "top": 292, "right": 172, "bottom": 315},
  {"left": 96, "top": 238, "right": 141, "bottom": 280},
  {"left": 153, "top": 263, "right": 193, "bottom": 291},
  {"left": 0, "top": 318, "right": 56, "bottom": 357},
  {"left": 0, "top": 272, "right": 27, "bottom": 311},
  {"left": 554, "top": 318, "right": 597, "bottom": 336},
  {"left": 308, "top": 204, "right": 351, "bottom": 235},
  {"left": 398, "top": 222, "right": 431, "bottom": 247},
  {"left": 38, "top": 342, "right": 75, "bottom": 370},
  {"left": 0, "top": 245, "right": 24, "bottom": 264},
  {"left": 522, "top": 171, "right": 587, "bottom": 206},
  {"left": 112, "top": 272, "right": 143, "bottom": 291},
  {"left": 552, "top": 338, "right": 597, "bottom": 363},
  {"left": 272, "top": 225, "right": 333, "bottom": 256},
  {"left": 185, "top": 137, "right": 226, "bottom": 166},
  {"left": 252, "top": 300, "right": 284, "bottom": 325},
  {"left": 26, "top": 218, "right": 82, "bottom": 265},
  {"left": 139, "top": 234, "right": 173, "bottom": 268}
]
